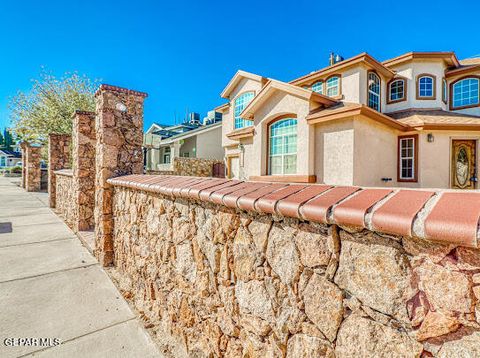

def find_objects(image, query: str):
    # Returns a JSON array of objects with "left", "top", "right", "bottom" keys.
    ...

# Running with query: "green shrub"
[{"left": 9, "top": 166, "right": 22, "bottom": 174}]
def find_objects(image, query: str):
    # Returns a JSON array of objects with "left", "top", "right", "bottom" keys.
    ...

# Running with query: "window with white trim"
[
  {"left": 312, "top": 81, "right": 324, "bottom": 94},
  {"left": 326, "top": 76, "right": 340, "bottom": 97},
  {"left": 389, "top": 79, "right": 405, "bottom": 102},
  {"left": 234, "top": 92, "right": 255, "bottom": 129},
  {"left": 368, "top": 72, "right": 381, "bottom": 111},
  {"left": 452, "top": 77, "right": 479, "bottom": 109},
  {"left": 399, "top": 136, "right": 416, "bottom": 180},
  {"left": 268, "top": 119, "right": 297, "bottom": 175},
  {"left": 418, "top": 75, "right": 434, "bottom": 98},
  {"left": 442, "top": 78, "right": 448, "bottom": 103}
]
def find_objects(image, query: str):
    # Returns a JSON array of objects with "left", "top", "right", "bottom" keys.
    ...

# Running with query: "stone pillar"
[
  {"left": 25, "top": 144, "right": 42, "bottom": 192},
  {"left": 72, "top": 111, "right": 96, "bottom": 232},
  {"left": 94, "top": 84, "right": 147, "bottom": 266},
  {"left": 20, "top": 142, "right": 27, "bottom": 188},
  {"left": 48, "top": 134, "right": 72, "bottom": 208}
]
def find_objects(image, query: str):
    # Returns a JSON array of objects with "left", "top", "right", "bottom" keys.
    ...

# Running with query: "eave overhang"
[
  {"left": 383, "top": 52, "right": 461, "bottom": 68},
  {"left": 445, "top": 64, "right": 480, "bottom": 78},
  {"left": 220, "top": 70, "right": 266, "bottom": 99},
  {"left": 306, "top": 104, "right": 411, "bottom": 131},
  {"left": 290, "top": 53, "right": 395, "bottom": 86},
  {"left": 226, "top": 126, "right": 255, "bottom": 140}
]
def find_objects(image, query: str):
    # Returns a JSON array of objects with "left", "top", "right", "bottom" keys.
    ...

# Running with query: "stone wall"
[
  {"left": 25, "top": 144, "right": 42, "bottom": 192},
  {"left": 72, "top": 111, "right": 96, "bottom": 231},
  {"left": 48, "top": 134, "right": 72, "bottom": 208},
  {"left": 107, "top": 175, "right": 480, "bottom": 357},
  {"left": 54, "top": 170, "right": 76, "bottom": 228},
  {"left": 149, "top": 157, "right": 224, "bottom": 177}
]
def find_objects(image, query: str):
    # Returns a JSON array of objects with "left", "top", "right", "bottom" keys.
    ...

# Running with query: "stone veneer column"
[
  {"left": 25, "top": 144, "right": 42, "bottom": 192},
  {"left": 72, "top": 111, "right": 96, "bottom": 232},
  {"left": 20, "top": 142, "right": 27, "bottom": 188},
  {"left": 94, "top": 84, "right": 147, "bottom": 266},
  {"left": 48, "top": 134, "right": 72, "bottom": 207}
]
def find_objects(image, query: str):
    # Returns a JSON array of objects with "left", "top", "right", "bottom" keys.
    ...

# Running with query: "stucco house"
[
  {"left": 0, "top": 149, "right": 21, "bottom": 168},
  {"left": 217, "top": 51, "right": 480, "bottom": 189},
  {"left": 144, "top": 116, "right": 224, "bottom": 172}
]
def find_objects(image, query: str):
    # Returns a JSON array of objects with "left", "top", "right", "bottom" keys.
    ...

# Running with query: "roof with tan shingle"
[{"left": 387, "top": 109, "right": 480, "bottom": 129}]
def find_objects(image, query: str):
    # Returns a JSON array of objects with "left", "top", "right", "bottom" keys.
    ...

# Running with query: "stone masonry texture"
[
  {"left": 149, "top": 157, "right": 224, "bottom": 177},
  {"left": 94, "top": 84, "right": 147, "bottom": 266},
  {"left": 107, "top": 179, "right": 480, "bottom": 357},
  {"left": 48, "top": 133, "right": 72, "bottom": 207},
  {"left": 54, "top": 170, "right": 76, "bottom": 228},
  {"left": 25, "top": 144, "right": 42, "bottom": 192},
  {"left": 20, "top": 142, "right": 27, "bottom": 188},
  {"left": 72, "top": 111, "right": 96, "bottom": 231}
]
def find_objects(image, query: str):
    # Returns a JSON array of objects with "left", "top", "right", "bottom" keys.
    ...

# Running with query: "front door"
[{"left": 451, "top": 140, "right": 477, "bottom": 189}]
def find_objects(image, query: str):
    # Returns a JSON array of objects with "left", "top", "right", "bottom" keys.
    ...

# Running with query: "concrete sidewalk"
[{"left": 0, "top": 177, "right": 162, "bottom": 358}]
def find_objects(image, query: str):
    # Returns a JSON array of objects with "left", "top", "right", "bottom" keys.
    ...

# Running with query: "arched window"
[
  {"left": 234, "top": 92, "right": 255, "bottom": 129},
  {"left": 368, "top": 72, "right": 381, "bottom": 111},
  {"left": 312, "top": 81, "right": 324, "bottom": 94},
  {"left": 268, "top": 118, "right": 297, "bottom": 175},
  {"left": 452, "top": 77, "right": 479, "bottom": 109},
  {"left": 417, "top": 75, "right": 435, "bottom": 99},
  {"left": 388, "top": 79, "right": 406, "bottom": 103},
  {"left": 326, "top": 76, "right": 340, "bottom": 97}
]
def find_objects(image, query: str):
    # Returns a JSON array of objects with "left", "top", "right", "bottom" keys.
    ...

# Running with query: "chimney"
[{"left": 329, "top": 52, "right": 335, "bottom": 66}]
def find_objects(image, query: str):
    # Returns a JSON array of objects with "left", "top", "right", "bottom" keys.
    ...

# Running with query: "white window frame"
[
  {"left": 234, "top": 92, "right": 255, "bottom": 129},
  {"left": 452, "top": 77, "right": 479, "bottom": 109},
  {"left": 312, "top": 81, "right": 324, "bottom": 94},
  {"left": 368, "top": 72, "right": 381, "bottom": 111},
  {"left": 268, "top": 118, "right": 297, "bottom": 175},
  {"left": 326, "top": 76, "right": 340, "bottom": 97},
  {"left": 399, "top": 136, "right": 416, "bottom": 181},
  {"left": 389, "top": 79, "right": 405, "bottom": 102},
  {"left": 418, "top": 75, "right": 435, "bottom": 98}
]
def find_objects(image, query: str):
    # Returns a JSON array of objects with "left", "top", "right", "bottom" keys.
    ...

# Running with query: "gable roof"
[
  {"left": 240, "top": 79, "right": 338, "bottom": 120},
  {"left": 0, "top": 149, "right": 21, "bottom": 158},
  {"left": 220, "top": 70, "right": 266, "bottom": 99},
  {"left": 290, "top": 53, "right": 395, "bottom": 86},
  {"left": 382, "top": 51, "right": 460, "bottom": 68}
]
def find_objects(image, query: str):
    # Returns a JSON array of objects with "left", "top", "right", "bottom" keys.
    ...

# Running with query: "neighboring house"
[
  {"left": 0, "top": 149, "right": 21, "bottom": 167},
  {"left": 217, "top": 51, "right": 480, "bottom": 189},
  {"left": 144, "top": 113, "right": 224, "bottom": 171}
]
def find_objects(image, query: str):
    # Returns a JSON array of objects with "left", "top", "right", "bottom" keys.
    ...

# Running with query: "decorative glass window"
[
  {"left": 389, "top": 79, "right": 405, "bottom": 102},
  {"left": 452, "top": 77, "right": 479, "bottom": 109},
  {"left": 312, "top": 81, "right": 324, "bottom": 94},
  {"left": 418, "top": 75, "right": 434, "bottom": 98},
  {"left": 268, "top": 118, "right": 297, "bottom": 175},
  {"left": 398, "top": 136, "right": 417, "bottom": 181},
  {"left": 326, "top": 76, "right": 340, "bottom": 97},
  {"left": 368, "top": 72, "right": 381, "bottom": 111},
  {"left": 442, "top": 78, "right": 448, "bottom": 104},
  {"left": 234, "top": 92, "right": 255, "bottom": 129}
]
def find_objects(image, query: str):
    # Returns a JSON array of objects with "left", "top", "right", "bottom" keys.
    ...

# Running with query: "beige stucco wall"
[
  {"left": 195, "top": 126, "right": 224, "bottom": 160},
  {"left": 385, "top": 60, "right": 448, "bottom": 113},
  {"left": 252, "top": 91, "right": 313, "bottom": 177}
]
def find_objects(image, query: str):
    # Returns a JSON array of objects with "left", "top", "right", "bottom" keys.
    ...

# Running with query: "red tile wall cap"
[
  {"left": 222, "top": 182, "right": 272, "bottom": 208},
  {"left": 276, "top": 185, "right": 332, "bottom": 218},
  {"left": 198, "top": 180, "right": 243, "bottom": 201},
  {"left": 109, "top": 175, "right": 480, "bottom": 248},
  {"left": 95, "top": 84, "right": 148, "bottom": 98},
  {"left": 237, "top": 183, "right": 289, "bottom": 212},
  {"left": 255, "top": 185, "right": 308, "bottom": 214},
  {"left": 424, "top": 192, "right": 480, "bottom": 248},
  {"left": 371, "top": 190, "right": 435, "bottom": 237},
  {"left": 301, "top": 186, "right": 360, "bottom": 223},
  {"left": 333, "top": 189, "right": 393, "bottom": 228}
]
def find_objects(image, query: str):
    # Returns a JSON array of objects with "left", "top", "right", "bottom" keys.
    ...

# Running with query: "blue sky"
[{"left": 1, "top": 0, "right": 479, "bottom": 131}]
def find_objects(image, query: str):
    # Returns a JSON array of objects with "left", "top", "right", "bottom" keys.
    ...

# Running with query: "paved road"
[{"left": 0, "top": 176, "right": 161, "bottom": 358}]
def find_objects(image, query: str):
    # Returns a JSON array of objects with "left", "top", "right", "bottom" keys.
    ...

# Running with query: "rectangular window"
[
  {"left": 326, "top": 76, "right": 340, "bottom": 97},
  {"left": 398, "top": 135, "right": 417, "bottom": 182}
]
